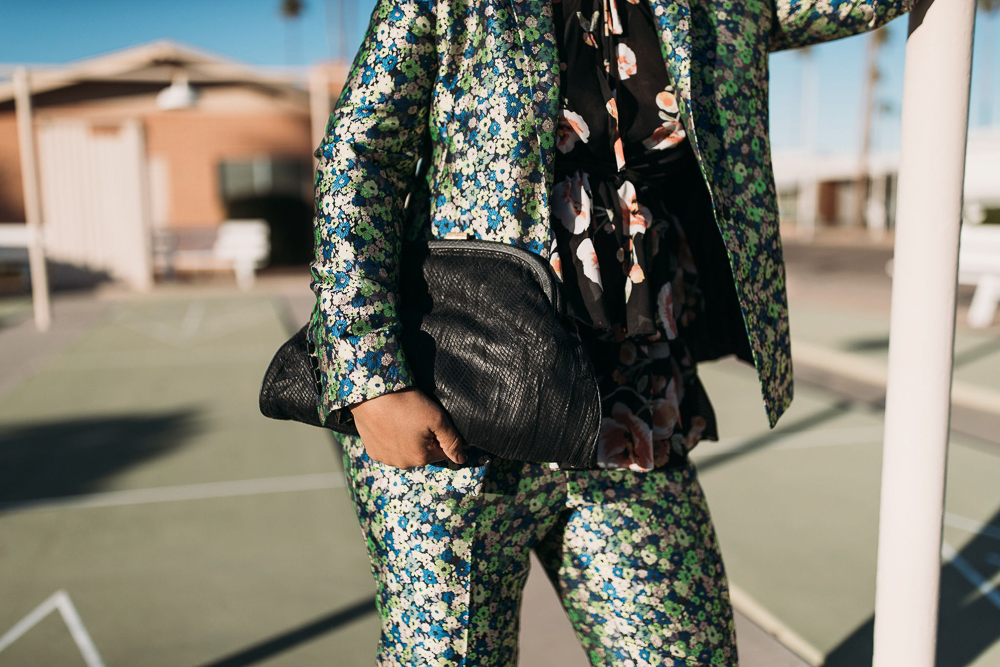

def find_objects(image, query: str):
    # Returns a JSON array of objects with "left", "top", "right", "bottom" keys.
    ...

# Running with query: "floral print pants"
[{"left": 340, "top": 436, "right": 737, "bottom": 666}]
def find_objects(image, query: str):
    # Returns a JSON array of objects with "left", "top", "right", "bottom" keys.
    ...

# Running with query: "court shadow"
[
  {"left": 843, "top": 336, "right": 891, "bottom": 353},
  {"left": 825, "top": 505, "right": 1000, "bottom": 667},
  {"left": 696, "top": 400, "right": 853, "bottom": 473},
  {"left": 840, "top": 335, "right": 1000, "bottom": 368},
  {"left": 954, "top": 337, "right": 1000, "bottom": 369},
  {"left": 196, "top": 596, "right": 378, "bottom": 667},
  {"left": 0, "top": 411, "right": 200, "bottom": 505},
  {"left": 0, "top": 309, "right": 31, "bottom": 332}
]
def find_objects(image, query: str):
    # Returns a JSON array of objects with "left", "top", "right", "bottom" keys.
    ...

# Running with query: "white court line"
[
  {"left": 0, "top": 590, "right": 106, "bottom": 667},
  {"left": 51, "top": 344, "right": 278, "bottom": 371},
  {"left": 794, "top": 339, "right": 1000, "bottom": 417},
  {"left": 728, "top": 583, "right": 824, "bottom": 667},
  {"left": 941, "top": 541, "right": 1000, "bottom": 612},
  {"left": 180, "top": 300, "right": 206, "bottom": 338},
  {"left": 944, "top": 512, "right": 1000, "bottom": 542},
  {"left": 0, "top": 472, "right": 347, "bottom": 514},
  {"left": 113, "top": 302, "right": 274, "bottom": 348}
]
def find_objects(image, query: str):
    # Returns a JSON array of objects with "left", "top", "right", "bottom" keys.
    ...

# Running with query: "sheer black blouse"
[{"left": 550, "top": 0, "right": 719, "bottom": 471}]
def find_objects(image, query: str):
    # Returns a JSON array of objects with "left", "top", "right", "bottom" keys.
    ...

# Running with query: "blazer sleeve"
[
  {"left": 769, "top": 0, "right": 915, "bottom": 52},
  {"left": 308, "top": 0, "right": 436, "bottom": 421}
]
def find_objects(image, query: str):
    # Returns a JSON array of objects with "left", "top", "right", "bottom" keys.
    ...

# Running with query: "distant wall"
[
  {"left": 0, "top": 112, "right": 25, "bottom": 222},
  {"left": 144, "top": 112, "right": 312, "bottom": 226},
  {"left": 0, "top": 110, "right": 313, "bottom": 228},
  {"left": 0, "top": 79, "right": 314, "bottom": 230}
]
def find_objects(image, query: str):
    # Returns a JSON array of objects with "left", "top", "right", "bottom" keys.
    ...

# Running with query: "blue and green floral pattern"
[
  {"left": 309, "top": 0, "right": 914, "bottom": 425},
  {"left": 341, "top": 435, "right": 737, "bottom": 666}
]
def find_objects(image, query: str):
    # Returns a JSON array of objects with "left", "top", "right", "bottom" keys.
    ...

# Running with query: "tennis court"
[{"left": 0, "top": 273, "right": 998, "bottom": 666}]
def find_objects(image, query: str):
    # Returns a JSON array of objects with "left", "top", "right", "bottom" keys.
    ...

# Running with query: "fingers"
[
  {"left": 352, "top": 389, "right": 466, "bottom": 468},
  {"left": 367, "top": 441, "right": 443, "bottom": 469},
  {"left": 361, "top": 424, "right": 448, "bottom": 469},
  {"left": 433, "top": 414, "right": 466, "bottom": 465}
]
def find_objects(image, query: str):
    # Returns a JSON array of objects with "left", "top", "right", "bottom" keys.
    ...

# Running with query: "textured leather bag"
[{"left": 259, "top": 239, "right": 602, "bottom": 468}]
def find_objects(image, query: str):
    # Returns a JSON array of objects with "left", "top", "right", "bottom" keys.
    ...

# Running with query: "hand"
[{"left": 350, "top": 388, "right": 466, "bottom": 469}]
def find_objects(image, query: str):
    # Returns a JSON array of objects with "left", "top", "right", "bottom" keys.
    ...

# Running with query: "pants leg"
[
  {"left": 340, "top": 435, "right": 566, "bottom": 666},
  {"left": 534, "top": 464, "right": 737, "bottom": 667}
]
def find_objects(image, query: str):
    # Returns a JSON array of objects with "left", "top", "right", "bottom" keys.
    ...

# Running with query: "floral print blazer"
[{"left": 309, "top": 0, "right": 913, "bottom": 428}]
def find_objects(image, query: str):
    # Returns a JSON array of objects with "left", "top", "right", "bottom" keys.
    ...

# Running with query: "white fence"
[{"left": 35, "top": 119, "right": 153, "bottom": 291}]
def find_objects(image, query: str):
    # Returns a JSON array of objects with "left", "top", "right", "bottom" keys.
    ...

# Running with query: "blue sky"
[{"left": 1, "top": 0, "right": 998, "bottom": 155}]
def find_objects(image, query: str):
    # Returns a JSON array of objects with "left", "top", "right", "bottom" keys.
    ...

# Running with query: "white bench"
[
  {"left": 959, "top": 224, "right": 1000, "bottom": 328},
  {"left": 0, "top": 223, "right": 31, "bottom": 261},
  {"left": 167, "top": 220, "right": 270, "bottom": 290}
]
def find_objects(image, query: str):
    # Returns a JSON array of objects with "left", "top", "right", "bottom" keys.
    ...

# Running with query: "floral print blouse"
[{"left": 550, "top": 0, "right": 719, "bottom": 471}]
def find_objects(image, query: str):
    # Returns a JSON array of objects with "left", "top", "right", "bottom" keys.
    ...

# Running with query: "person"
[{"left": 308, "top": 0, "right": 912, "bottom": 663}]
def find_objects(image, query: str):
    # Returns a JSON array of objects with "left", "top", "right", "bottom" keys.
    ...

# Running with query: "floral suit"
[
  {"left": 310, "top": 0, "right": 914, "bottom": 663},
  {"left": 308, "top": 0, "right": 914, "bottom": 427}
]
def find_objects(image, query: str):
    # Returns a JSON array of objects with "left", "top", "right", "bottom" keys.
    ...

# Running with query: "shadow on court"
[
  {"left": 841, "top": 334, "right": 1000, "bottom": 372},
  {"left": 842, "top": 336, "right": 891, "bottom": 353},
  {"left": 196, "top": 597, "right": 378, "bottom": 667},
  {"left": 825, "top": 504, "right": 1000, "bottom": 667},
  {"left": 0, "top": 411, "right": 200, "bottom": 504},
  {"left": 0, "top": 311, "right": 30, "bottom": 332},
  {"left": 954, "top": 338, "right": 1000, "bottom": 370},
  {"left": 696, "top": 400, "right": 854, "bottom": 473}
]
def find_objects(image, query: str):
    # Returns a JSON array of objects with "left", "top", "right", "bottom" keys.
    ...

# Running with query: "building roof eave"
[{"left": 0, "top": 40, "right": 309, "bottom": 105}]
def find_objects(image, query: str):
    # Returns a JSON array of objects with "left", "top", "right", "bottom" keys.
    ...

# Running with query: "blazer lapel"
[
  {"left": 504, "top": 0, "right": 561, "bottom": 178},
  {"left": 647, "top": 0, "right": 700, "bottom": 157}
]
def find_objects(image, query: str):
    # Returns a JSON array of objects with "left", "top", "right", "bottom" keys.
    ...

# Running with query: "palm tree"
[
  {"left": 280, "top": 0, "right": 306, "bottom": 66},
  {"left": 980, "top": 0, "right": 999, "bottom": 126}
]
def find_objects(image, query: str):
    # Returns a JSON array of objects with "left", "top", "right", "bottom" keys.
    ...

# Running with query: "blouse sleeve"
[
  {"left": 308, "top": 0, "right": 437, "bottom": 421},
  {"left": 769, "top": 0, "right": 915, "bottom": 52}
]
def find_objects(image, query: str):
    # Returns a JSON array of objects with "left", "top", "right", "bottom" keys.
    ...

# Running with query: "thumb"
[{"left": 433, "top": 413, "right": 466, "bottom": 465}]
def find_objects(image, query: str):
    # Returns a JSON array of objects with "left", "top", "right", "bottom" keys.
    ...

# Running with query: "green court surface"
[
  {"left": 0, "top": 293, "right": 382, "bottom": 666},
  {"left": 1, "top": 288, "right": 998, "bottom": 666},
  {"left": 0, "top": 296, "right": 31, "bottom": 327},
  {"left": 787, "top": 301, "right": 1000, "bottom": 393},
  {"left": 694, "top": 356, "right": 1000, "bottom": 667}
]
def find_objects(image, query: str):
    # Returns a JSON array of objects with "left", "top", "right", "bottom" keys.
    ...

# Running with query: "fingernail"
[{"left": 457, "top": 452, "right": 467, "bottom": 464}]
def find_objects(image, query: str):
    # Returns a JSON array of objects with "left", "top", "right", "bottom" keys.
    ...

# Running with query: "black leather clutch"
[{"left": 259, "top": 239, "right": 601, "bottom": 468}]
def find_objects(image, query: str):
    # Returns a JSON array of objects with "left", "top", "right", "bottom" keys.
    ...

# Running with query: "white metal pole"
[
  {"left": 871, "top": 0, "right": 975, "bottom": 663},
  {"left": 13, "top": 66, "right": 51, "bottom": 332}
]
